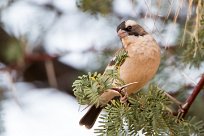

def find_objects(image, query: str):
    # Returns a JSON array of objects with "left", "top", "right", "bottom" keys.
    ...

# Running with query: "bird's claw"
[
  {"left": 120, "top": 89, "right": 128, "bottom": 103},
  {"left": 111, "top": 82, "right": 138, "bottom": 103},
  {"left": 111, "top": 87, "right": 128, "bottom": 103}
]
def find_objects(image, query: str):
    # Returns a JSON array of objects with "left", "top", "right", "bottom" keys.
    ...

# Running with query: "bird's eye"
[{"left": 127, "top": 26, "right": 132, "bottom": 31}]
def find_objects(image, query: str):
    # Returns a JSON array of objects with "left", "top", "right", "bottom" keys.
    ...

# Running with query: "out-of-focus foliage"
[
  {"left": 0, "top": 28, "right": 24, "bottom": 65},
  {"left": 182, "top": 0, "right": 204, "bottom": 68},
  {"left": 0, "top": 89, "right": 4, "bottom": 134},
  {"left": 76, "top": 0, "right": 112, "bottom": 15},
  {"left": 1, "top": 42, "right": 23, "bottom": 65}
]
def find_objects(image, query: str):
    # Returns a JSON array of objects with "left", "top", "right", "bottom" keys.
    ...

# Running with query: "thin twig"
[
  {"left": 164, "top": 92, "right": 182, "bottom": 105},
  {"left": 45, "top": 60, "right": 58, "bottom": 88},
  {"left": 173, "top": 0, "right": 184, "bottom": 23}
]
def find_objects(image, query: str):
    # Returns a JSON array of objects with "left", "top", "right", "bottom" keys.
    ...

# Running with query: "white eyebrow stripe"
[{"left": 125, "top": 20, "right": 137, "bottom": 27}]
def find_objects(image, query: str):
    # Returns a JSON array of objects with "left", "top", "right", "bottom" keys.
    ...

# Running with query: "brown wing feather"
[{"left": 107, "top": 48, "right": 126, "bottom": 67}]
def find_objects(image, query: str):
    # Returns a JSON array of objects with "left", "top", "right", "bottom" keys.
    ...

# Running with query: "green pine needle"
[
  {"left": 94, "top": 85, "right": 204, "bottom": 136},
  {"left": 72, "top": 49, "right": 128, "bottom": 106},
  {"left": 72, "top": 47, "right": 204, "bottom": 135}
]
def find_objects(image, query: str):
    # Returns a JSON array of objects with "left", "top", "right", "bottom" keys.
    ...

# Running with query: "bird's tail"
[{"left": 79, "top": 105, "right": 103, "bottom": 129}]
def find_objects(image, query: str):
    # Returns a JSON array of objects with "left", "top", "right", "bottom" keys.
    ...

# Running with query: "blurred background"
[{"left": 0, "top": 0, "right": 203, "bottom": 136}]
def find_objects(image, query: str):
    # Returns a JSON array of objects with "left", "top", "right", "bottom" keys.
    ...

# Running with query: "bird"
[{"left": 79, "top": 20, "right": 161, "bottom": 129}]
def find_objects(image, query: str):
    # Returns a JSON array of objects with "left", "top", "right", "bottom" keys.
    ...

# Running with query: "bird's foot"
[
  {"left": 111, "top": 87, "right": 128, "bottom": 103},
  {"left": 120, "top": 89, "right": 128, "bottom": 103},
  {"left": 111, "top": 82, "right": 138, "bottom": 103}
]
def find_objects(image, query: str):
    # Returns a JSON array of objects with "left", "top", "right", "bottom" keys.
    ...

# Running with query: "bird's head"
[{"left": 117, "top": 20, "right": 148, "bottom": 39}]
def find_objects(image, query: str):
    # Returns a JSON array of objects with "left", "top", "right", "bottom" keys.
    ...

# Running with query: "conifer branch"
[{"left": 73, "top": 48, "right": 204, "bottom": 135}]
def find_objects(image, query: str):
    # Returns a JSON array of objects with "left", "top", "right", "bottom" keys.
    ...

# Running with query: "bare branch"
[{"left": 178, "top": 74, "right": 204, "bottom": 118}]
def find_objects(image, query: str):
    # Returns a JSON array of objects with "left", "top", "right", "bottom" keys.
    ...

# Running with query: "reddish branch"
[
  {"left": 0, "top": 53, "right": 57, "bottom": 73},
  {"left": 24, "top": 53, "right": 57, "bottom": 62},
  {"left": 179, "top": 74, "right": 204, "bottom": 118}
]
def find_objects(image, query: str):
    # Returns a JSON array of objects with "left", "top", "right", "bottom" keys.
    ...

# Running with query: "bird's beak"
[{"left": 117, "top": 29, "right": 128, "bottom": 39}]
